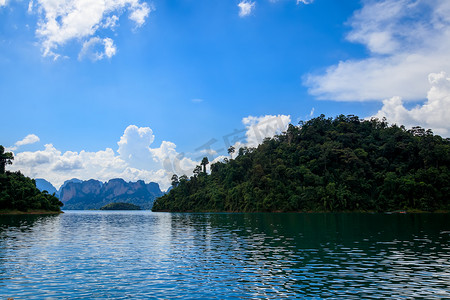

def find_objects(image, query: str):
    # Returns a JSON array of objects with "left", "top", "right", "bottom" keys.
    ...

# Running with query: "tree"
[
  {"left": 201, "top": 157, "right": 209, "bottom": 173},
  {"left": 179, "top": 175, "right": 188, "bottom": 183},
  {"left": 152, "top": 115, "right": 450, "bottom": 213},
  {"left": 193, "top": 165, "right": 202, "bottom": 177},
  {"left": 0, "top": 170, "right": 63, "bottom": 211},
  {"left": 171, "top": 174, "right": 179, "bottom": 188},
  {"left": 0, "top": 146, "right": 14, "bottom": 174},
  {"left": 227, "top": 146, "right": 235, "bottom": 159}
]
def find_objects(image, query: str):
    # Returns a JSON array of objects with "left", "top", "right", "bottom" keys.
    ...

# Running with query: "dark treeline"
[
  {"left": 100, "top": 202, "right": 142, "bottom": 210},
  {"left": 152, "top": 115, "right": 450, "bottom": 212},
  {"left": 0, "top": 146, "right": 63, "bottom": 212}
]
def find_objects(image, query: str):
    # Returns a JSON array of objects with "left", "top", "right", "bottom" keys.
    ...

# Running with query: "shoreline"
[
  {"left": 151, "top": 209, "right": 450, "bottom": 214},
  {"left": 0, "top": 209, "right": 63, "bottom": 215}
]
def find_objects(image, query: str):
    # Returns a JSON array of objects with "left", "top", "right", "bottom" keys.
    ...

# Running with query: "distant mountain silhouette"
[
  {"left": 35, "top": 178, "right": 59, "bottom": 197},
  {"left": 59, "top": 178, "right": 164, "bottom": 210},
  {"left": 59, "top": 178, "right": 84, "bottom": 191},
  {"left": 35, "top": 178, "right": 164, "bottom": 210}
]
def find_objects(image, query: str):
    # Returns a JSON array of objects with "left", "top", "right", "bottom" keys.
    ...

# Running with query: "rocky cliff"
[
  {"left": 35, "top": 178, "right": 59, "bottom": 197},
  {"left": 59, "top": 178, "right": 164, "bottom": 210}
]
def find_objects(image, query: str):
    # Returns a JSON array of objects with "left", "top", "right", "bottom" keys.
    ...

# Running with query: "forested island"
[
  {"left": 100, "top": 202, "right": 142, "bottom": 210},
  {"left": 0, "top": 146, "right": 63, "bottom": 214},
  {"left": 152, "top": 115, "right": 450, "bottom": 213}
]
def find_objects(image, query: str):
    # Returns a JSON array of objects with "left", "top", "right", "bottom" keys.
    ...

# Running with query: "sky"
[{"left": 1, "top": 0, "right": 450, "bottom": 190}]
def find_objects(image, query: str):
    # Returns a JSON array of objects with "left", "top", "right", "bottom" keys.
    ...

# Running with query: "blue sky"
[{"left": 1, "top": 0, "right": 449, "bottom": 189}]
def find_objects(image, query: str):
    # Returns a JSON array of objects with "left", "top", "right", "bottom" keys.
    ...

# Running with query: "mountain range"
[{"left": 35, "top": 178, "right": 164, "bottom": 210}]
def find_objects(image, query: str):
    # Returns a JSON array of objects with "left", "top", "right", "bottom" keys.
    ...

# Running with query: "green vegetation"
[
  {"left": 100, "top": 202, "right": 142, "bottom": 210},
  {"left": 153, "top": 115, "right": 450, "bottom": 212},
  {"left": 0, "top": 146, "right": 14, "bottom": 174},
  {"left": 0, "top": 146, "right": 63, "bottom": 213}
]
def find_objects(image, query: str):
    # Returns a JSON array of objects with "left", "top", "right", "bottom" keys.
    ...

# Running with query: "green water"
[{"left": 1, "top": 211, "right": 449, "bottom": 298}]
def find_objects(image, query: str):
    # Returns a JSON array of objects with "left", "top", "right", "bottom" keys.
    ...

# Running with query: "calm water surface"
[{"left": 0, "top": 211, "right": 449, "bottom": 299}]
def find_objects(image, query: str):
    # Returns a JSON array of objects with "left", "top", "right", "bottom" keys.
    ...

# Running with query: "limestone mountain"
[
  {"left": 35, "top": 178, "right": 59, "bottom": 197},
  {"left": 60, "top": 178, "right": 164, "bottom": 210}
]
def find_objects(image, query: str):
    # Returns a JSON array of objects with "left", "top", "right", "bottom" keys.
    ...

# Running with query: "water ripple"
[{"left": 0, "top": 211, "right": 449, "bottom": 299}]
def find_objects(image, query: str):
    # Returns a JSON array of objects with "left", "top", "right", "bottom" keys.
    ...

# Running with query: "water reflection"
[
  {"left": 0, "top": 211, "right": 449, "bottom": 299},
  {"left": 0, "top": 214, "right": 60, "bottom": 231}
]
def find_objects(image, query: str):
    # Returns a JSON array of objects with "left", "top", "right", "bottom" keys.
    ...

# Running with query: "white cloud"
[
  {"left": 78, "top": 37, "right": 117, "bottom": 61},
  {"left": 103, "top": 15, "right": 119, "bottom": 30},
  {"left": 28, "top": 1, "right": 33, "bottom": 13},
  {"left": 10, "top": 125, "right": 197, "bottom": 191},
  {"left": 8, "top": 134, "right": 41, "bottom": 151},
  {"left": 372, "top": 72, "right": 450, "bottom": 137},
  {"left": 15, "top": 134, "right": 40, "bottom": 147},
  {"left": 8, "top": 117, "right": 292, "bottom": 190},
  {"left": 14, "top": 144, "right": 57, "bottom": 167},
  {"left": 33, "top": 0, "right": 152, "bottom": 59},
  {"left": 116, "top": 125, "right": 197, "bottom": 181},
  {"left": 117, "top": 125, "right": 155, "bottom": 167},
  {"left": 103, "top": 38, "right": 117, "bottom": 58},
  {"left": 0, "top": 0, "right": 6, "bottom": 7},
  {"left": 305, "top": 0, "right": 450, "bottom": 101},
  {"left": 233, "top": 114, "right": 291, "bottom": 150},
  {"left": 238, "top": 0, "right": 255, "bottom": 17},
  {"left": 129, "top": 2, "right": 151, "bottom": 27}
]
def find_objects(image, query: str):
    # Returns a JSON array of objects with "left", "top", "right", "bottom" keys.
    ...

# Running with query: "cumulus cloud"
[
  {"left": 9, "top": 117, "right": 292, "bottom": 190},
  {"left": 32, "top": 0, "right": 152, "bottom": 59},
  {"left": 78, "top": 37, "right": 117, "bottom": 61},
  {"left": 189, "top": 114, "right": 291, "bottom": 166},
  {"left": 297, "top": 0, "right": 313, "bottom": 4},
  {"left": 129, "top": 2, "right": 151, "bottom": 27},
  {"left": 117, "top": 125, "right": 159, "bottom": 171},
  {"left": 231, "top": 115, "right": 291, "bottom": 151},
  {"left": 14, "top": 144, "right": 56, "bottom": 167},
  {"left": 0, "top": 0, "right": 6, "bottom": 7},
  {"left": 8, "top": 134, "right": 41, "bottom": 151},
  {"left": 238, "top": 0, "right": 255, "bottom": 17},
  {"left": 305, "top": 0, "right": 450, "bottom": 101},
  {"left": 10, "top": 125, "right": 197, "bottom": 191},
  {"left": 117, "top": 126, "right": 197, "bottom": 185},
  {"left": 373, "top": 72, "right": 450, "bottom": 137},
  {"left": 15, "top": 134, "right": 40, "bottom": 147},
  {"left": 242, "top": 114, "right": 291, "bottom": 147}
]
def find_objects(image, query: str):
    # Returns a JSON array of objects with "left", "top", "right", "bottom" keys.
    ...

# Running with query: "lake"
[{"left": 1, "top": 211, "right": 449, "bottom": 299}]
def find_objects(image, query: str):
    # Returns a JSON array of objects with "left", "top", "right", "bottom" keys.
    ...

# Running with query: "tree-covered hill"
[
  {"left": 152, "top": 115, "right": 450, "bottom": 212},
  {"left": 0, "top": 145, "right": 63, "bottom": 213},
  {"left": 0, "top": 171, "right": 63, "bottom": 212}
]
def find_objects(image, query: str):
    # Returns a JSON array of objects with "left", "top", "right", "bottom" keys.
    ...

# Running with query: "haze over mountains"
[{"left": 35, "top": 178, "right": 163, "bottom": 210}]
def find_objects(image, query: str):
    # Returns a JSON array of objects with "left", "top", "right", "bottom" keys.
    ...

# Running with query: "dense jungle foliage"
[
  {"left": 152, "top": 115, "right": 450, "bottom": 212},
  {"left": 0, "top": 171, "right": 64, "bottom": 212},
  {"left": 0, "top": 146, "right": 63, "bottom": 212}
]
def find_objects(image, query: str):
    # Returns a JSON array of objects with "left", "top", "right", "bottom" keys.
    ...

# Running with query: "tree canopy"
[
  {"left": 0, "top": 145, "right": 63, "bottom": 212},
  {"left": 0, "top": 146, "right": 14, "bottom": 174},
  {"left": 152, "top": 115, "right": 450, "bottom": 212}
]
